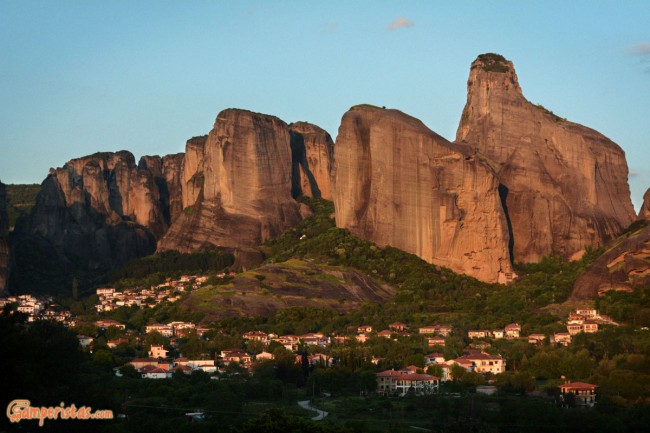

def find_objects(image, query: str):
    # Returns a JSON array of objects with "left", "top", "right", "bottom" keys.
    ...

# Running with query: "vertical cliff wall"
[
  {"left": 289, "top": 122, "right": 334, "bottom": 200},
  {"left": 158, "top": 109, "right": 304, "bottom": 252},
  {"left": 456, "top": 54, "right": 635, "bottom": 263},
  {"left": 332, "top": 105, "right": 514, "bottom": 283},
  {"left": 639, "top": 189, "right": 650, "bottom": 221}
]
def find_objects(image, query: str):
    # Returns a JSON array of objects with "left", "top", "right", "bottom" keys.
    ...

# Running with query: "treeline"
[{"left": 107, "top": 250, "right": 234, "bottom": 287}]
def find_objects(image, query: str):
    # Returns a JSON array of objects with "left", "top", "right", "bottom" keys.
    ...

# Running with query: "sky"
[{"left": 1, "top": 1, "right": 649, "bottom": 210}]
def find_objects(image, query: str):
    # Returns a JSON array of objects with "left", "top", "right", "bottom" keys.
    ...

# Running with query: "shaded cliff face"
[
  {"left": 159, "top": 109, "right": 304, "bottom": 252},
  {"left": 572, "top": 221, "right": 650, "bottom": 300},
  {"left": 181, "top": 135, "right": 207, "bottom": 210},
  {"left": 456, "top": 54, "right": 636, "bottom": 263},
  {"left": 332, "top": 105, "right": 514, "bottom": 284},
  {"left": 139, "top": 153, "right": 185, "bottom": 225},
  {"left": 289, "top": 122, "right": 334, "bottom": 200},
  {"left": 11, "top": 152, "right": 161, "bottom": 292},
  {"left": 639, "top": 189, "right": 650, "bottom": 221},
  {"left": 0, "top": 182, "right": 8, "bottom": 291}
]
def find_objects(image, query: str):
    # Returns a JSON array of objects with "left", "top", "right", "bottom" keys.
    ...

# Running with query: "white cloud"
[
  {"left": 322, "top": 22, "right": 338, "bottom": 34},
  {"left": 387, "top": 17, "right": 414, "bottom": 31},
  {"left": 630, "top": 42, "right": 650, "bottom": 56},
  {"left": 629, "top": 169, "right": 639, "bottom": 178}
]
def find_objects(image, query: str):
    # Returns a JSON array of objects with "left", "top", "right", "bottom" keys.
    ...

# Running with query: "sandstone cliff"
[
  {"left": 289, "top": 122, "right": 334, "bottom": 200},
  {"left": 456, "top": 53, "right": 636, "bottom": 263},
  {"left": 11, "top": 152, "right": 161, "bottom": 291},
  {"left": 158, "top": 109, "right": 305, "bottom": 252},
  {"left": 571, "top": 221, "right": 650, "bottom": 300},
  {"left": 181, "top": 135, "right": 207, "bottom": 210},
  {"left": 0, "top": 182, "right": 8, "bottom": 291},
  {"left": 139, "top": 153, "right": 185, "bottom": 225},
  {"left": 639, "top": 188, "right": 650, "bottom": 221},
  {"left": 332, "top": 105, "right": 514, "bottom": 284}
]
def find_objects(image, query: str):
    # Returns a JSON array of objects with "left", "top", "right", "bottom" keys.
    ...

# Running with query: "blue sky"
[{"left": 1, "top": 1, "right": 649, "bottom": 210}]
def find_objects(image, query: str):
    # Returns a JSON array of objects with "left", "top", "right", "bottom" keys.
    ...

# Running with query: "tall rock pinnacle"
[
  {"left": 456, "top": 53, "right": 635, "bottom": 263},
  {"left": 333, "top": 105, "right": 515, "bottom": 284},
  {"left": 638, "top": 188, "right": 650, "bottom": 221}
]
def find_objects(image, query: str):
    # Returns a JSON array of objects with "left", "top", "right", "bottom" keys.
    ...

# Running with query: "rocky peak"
[
  {"left": 158, "top": 108, "right": 305, "bottom": 252},
  {"left": 289, "top": 121, "right": 334, "bottom": 200},
  {"left": 139, "top": 153, "right": 185, "bottom": 225},
  {"left": 456, "top": 53, "right": 635, "bottom": 263},
  {"left": 639, "top": 188, "right": 650, "bottom": 221},
  {"left": 333, "top": 104, "right": 515, "bottom": 284}
]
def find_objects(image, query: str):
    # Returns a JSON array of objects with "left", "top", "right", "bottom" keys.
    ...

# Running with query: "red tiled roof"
[{"left": 561, "top": 382, "right": 598, "bottom": 390}]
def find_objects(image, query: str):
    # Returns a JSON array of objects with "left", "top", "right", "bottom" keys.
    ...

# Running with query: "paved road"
[{"left": 298, "top": 400, "right": 328, "bottom": 420}]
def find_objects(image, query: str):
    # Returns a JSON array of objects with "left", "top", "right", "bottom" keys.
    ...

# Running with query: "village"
[{"left": 0, "top": 283, "right": 615, "bottom": 409}]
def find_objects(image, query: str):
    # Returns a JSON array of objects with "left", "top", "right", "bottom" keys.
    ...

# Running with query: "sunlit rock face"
[
  {"left": 638, "top": 188, "right": 650, "bottom": 221},
  {"left": 456, "top": 53, "right": 635, "bottom": 263},
  {"left": 289, "top": 121, "right": 334, "bottom": 200},
  {"left": 333, "top": 104, "right": 514, "bottom": 284},
  {"left": 158, "top": 109, "right": 305, "bottom": 252}
]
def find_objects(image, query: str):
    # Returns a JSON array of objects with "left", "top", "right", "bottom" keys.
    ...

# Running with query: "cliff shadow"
[
  {"left": 290, "top": 131, "right": 321, "bottom": 199},
  {"left": 498, "top": 183, "right": 515, "bottom": 263}
]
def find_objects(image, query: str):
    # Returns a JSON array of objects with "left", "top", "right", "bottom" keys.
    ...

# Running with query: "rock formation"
[
  {"left": 289, "top": 122, "right": 334, "bottom": 200},
  {"left": 139, "top": 153, "right": 185, "bottom": 225},
  {"left": 456, "top": 53, "right": 636, "bottom": 263},
  {"left": 11, "top": 152, "right": 161, "bottom": 291},
  {"left": 638, "top": 188, "right": 650, "bottom": 221},
  {"left": 572, "top": 220, "right": 650, "bottom": 300},
  {"left": 158, "top": 109, "right": 305, "bottom": 252},
  {"left": 332, "top": 105, "right": 514, "bottom": 284},
  {"left": 181, "top": 135, "right": 207, "bottom": 210},
  {"left": 0, "top": 182, "right": 8, "bottom": 291}
]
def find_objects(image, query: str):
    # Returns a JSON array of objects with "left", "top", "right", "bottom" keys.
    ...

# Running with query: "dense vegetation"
[
  {"left": 3, "top": 183, "right": 40, "bottom": 229},
  {"left": 476, "top": 53, "right": 510, "bottom": 73}
]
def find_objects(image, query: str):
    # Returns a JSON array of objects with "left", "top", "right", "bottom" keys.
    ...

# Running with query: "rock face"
[
  {"left": 0, "top": 182, "right": 8, "bottom": 291},
  {"left": 181, "top": 135, "right": 207, "bottom": 210},
  {"left": 158, "top": 109, "right": 304, "bottom": 252},
  {"left": 139, "top": 153, "right": 185, "bottom": 225},
  {"left": 572, "top": 221, "right": 650, "bottom": 300},
  {"left": 332, "top": 105, "right": 514, "bottom": 284},
  {"left": 12, "top": 152, "right": 162, "bottom": 291},
  {"left": 456, "top": 53, "right": 636, "bottom": 263},
  {"left": 289, "top": 122, "right": 334, "bottom": 200},
  {"left": 639, "top": 189, "right": 650, "bottom": 221}
]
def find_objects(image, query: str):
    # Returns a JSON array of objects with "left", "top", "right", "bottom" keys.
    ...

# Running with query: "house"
[
  {"left": 272, "top": 335, "right": 300, "bottom": 351},
  {"left": 146, "top": 324, "right": 174, "bottom": 337},
  {"left": 220, "top": 349, "right": 252, "bottom": 366},
  {"left": 243, "top": 331, "right": 270, "bottom": 343},
  {"left": 468, "top": 330, "right": 490, "bottom": 339},
  {"left": 95, "top": 319, "right": 126, "bottom": 329},
  {"left": 141, "top": 366, "right": 170, "bottom": 379},
  {"left": 575, "top": 308, "right": 597, "bottom": 319},
  {"left": 452, "top": 350, "right": 506, "bottom": 374},
  {"left": 427, "top": 336, "right": 445, "bottom": 347},
  {"left": 559, "top": 382, "right": 598, "bottom": 407},
  {"left": 388, "top": 322, "right": 408, "bottom": 332},
  {"left": 504, "top": 323, "right": 521, "bottom": 339},
  {"left": 96, "top": 288, "right": 116, "bottom": 296},
  {"left": 129, "top": 358, "right": 159, "bottom": 370},
  {"left": 334, "top": 336, "right": 349, "bottom": 345},
  {"left": 492, "top": 330, "right": 505, "bottom": 339},
  {"left": 435, "top": 325, "right": 453, "bottom": 336},
  {"left": 567, "top": 314, "right": 585, "bottom": 325},
  {"left": 553, "top": 333, "right": 572, "bottom": 346},
  {"left": 148, "top": 345, "right": 168, "bottom": 359},
  {"left": 376, "top": 369, "right": 440, "bottom": 396},
  {"left": 418, "top": 325, "right": 438, "bottom": 334},
  {"left": 425, "top": 353, "right": 445, "bottom": 365},
  {"left": 567, "top": 324, "right": 582, "bottom": 335},
  {"left": 356, "top": 333, "right": 370, "bottom": 343},
  {"left": 188, "top": 360, "right": 217, "bottom": 373},
  {"left": 256, "top": 351, "right": 274, "bottom": 361},
  {"left": 528, "top": 334, "right": 546, "bottom": 345},
  {"left": 172, "top": 364, "right": 193, "bottom": 375},
  {"left": 300, "top": 333, "right": 329, "bottom": 347},
  {"left": 583, "top": 321, "right": 599, "bottom": 333},
  {"left": 357, "top": 325, "right": 373, "bottom": 334},
  {"left": 377, "top": 330, "right": 393, "bottom": 339}
]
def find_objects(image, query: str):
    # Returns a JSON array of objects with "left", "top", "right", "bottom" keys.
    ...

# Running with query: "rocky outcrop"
[
  {"left": 139, "top": 153, "right": 185, "bottom": 225},
  {"left": 289, "top": 122, "right": 334, "bottom": 200},
  {"left": 638, "top": 189, "right": 650, "bottom": 221},
  {"left": 159, "top": 109, "right": 305, "bottom": 252},
  {"left": 572, "top": 221, "right": 650, "bottom": 299},
  {"left": 11, "top": 152, "right": 161, "bottom": 291},
  {"left": 456, "top": 53, "right": 636, "bottom": 263},
  {"left": 332, "top": 105, "right": 514, "bottom": 284},
  {"left": 0, "top": 182, "right": 8, "bottom": 291},
  {"left": 181, "top": 135, "right": 207, "bottom": 210}
]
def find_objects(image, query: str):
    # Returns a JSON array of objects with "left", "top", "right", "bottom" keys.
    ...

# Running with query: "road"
[{"left": 297, "top": 400, "right": 328, "bottom": 420}]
